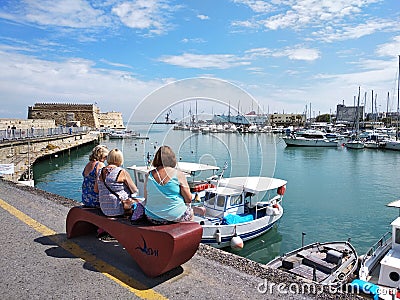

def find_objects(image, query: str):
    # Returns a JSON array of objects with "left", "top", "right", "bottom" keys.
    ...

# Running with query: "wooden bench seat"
[{"left": 66, "top": 206, "right": 203, "bottom": 277}]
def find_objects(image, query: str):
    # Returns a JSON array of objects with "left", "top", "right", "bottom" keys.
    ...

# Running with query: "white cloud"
[
  {"left": 197, "top": 14, "right": 209, "bottom": 20},
  {"left": 246, "top": 46, "right": 320, "bottom": 61},
  {"left": 233, "top": 0, "right": 385, "bottom": 42},
  {"left": 314, "top": 19, "right": 399, "bottom": 42},
  {"left": 0, "top": 50, "right": 160, "bottom": 120},
  {"left": 232, "top": 0, "right": 274, "bottom": 13},
  {"left": 112, "top": 0, "right": 176, "bottom": 35},
  {"left": 158, "top": 53, "right": 251, "bottom": 69},
  {"left": 20, "top": 0, "right": 110, "bottom": 28},
  {"left": 376, "top": 35, "right": 400, "bottom": 58}
]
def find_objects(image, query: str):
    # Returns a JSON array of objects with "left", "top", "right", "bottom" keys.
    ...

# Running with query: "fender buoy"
[
  {"left": 193, "top": 183, "right": 216, "bottom": 192},
  {"left": 230, "top": 235, "right": 244, "bottom": 250},
  {"left": 214, "top": 229, "right": 222, "bottom": 244},
  {"left": 277, "top": 185, "right": 286, "bottom": 195}
]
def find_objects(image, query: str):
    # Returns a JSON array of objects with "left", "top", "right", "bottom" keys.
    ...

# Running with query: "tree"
[{"left": 316, "top": 114, "right": 331, "bottom": 122}]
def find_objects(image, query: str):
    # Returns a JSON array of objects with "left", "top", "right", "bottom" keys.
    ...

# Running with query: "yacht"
[{"left": 282, "top": 129, "right": 339, "bottom": 147}]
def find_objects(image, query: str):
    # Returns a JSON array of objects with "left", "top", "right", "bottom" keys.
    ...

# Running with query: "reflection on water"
[
  {"left": 225, "top": 226, "right": 283, "bottom": 263},
  {"left": 33, "top": 125, "right": 400, "bottom": 263}
]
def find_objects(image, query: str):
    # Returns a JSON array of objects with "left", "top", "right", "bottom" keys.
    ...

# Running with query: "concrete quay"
[
  {"left": 0, "top": 180, "right": 363, "bottom": 300},
  {"left": 0, "top": 131, "right": 100, "bottom": 182}
]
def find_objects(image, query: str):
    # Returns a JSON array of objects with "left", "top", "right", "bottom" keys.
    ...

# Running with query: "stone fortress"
[{"left": 27, "top": 103, "right": 125, "bottom": 129}]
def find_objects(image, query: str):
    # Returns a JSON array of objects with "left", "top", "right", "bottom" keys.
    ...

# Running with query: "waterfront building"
[
  {"left": 269, "top": 113, "right": 305, "bottom": 127},
  {"left": 212, "top": 114, "right": 250, "bottom": 125},
  {"left": 245, "top": 111, "right": 269, "bottom": 125},
  {"left": 336, "top": 104, "right": 365, "bottom": 123}
]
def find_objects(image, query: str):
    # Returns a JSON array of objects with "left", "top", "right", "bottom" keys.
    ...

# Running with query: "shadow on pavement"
[{"left": 34, "top": 233, "right": 184, "bottom": 290}]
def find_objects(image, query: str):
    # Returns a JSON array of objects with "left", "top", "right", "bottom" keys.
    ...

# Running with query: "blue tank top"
[{"left": 145, "top": 171, "right": 187, "bottom": 221}]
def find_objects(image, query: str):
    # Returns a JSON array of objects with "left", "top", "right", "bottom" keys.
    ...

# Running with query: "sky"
[{"left": 0, "top": 0, "right": 400, "bottom": 122}]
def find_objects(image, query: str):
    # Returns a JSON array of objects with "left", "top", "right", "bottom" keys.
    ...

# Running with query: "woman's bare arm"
[
  {"left": 177, "top": 171, "right": 192, "bottom": 204},
  {"left": 120, "top": 169, "right": 138, "bottom": 194}
]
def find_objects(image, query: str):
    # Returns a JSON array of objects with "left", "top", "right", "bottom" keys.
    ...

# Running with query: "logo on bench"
[{"left": 136, "top": 235, "right": 159, "bottom": 257}]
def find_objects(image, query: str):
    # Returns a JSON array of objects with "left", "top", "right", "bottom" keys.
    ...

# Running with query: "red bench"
[{"left": 66, "top": 206, "right": 203, "bottom": 277}]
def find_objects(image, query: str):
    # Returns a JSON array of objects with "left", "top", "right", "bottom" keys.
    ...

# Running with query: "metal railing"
[{"left": 0, "top": 126, "right": 90, "bottom": 142}]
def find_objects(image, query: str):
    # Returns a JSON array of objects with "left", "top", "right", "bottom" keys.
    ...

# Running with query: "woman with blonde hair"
[
  {"left": 144, "top": 145, "right": 204, "bottom": 224},
  {"left": 95, "top": 148, "right": 138, "bottom": 217},
  {"left": 81, "top": 144, "right": 108, "bottom": 207}
]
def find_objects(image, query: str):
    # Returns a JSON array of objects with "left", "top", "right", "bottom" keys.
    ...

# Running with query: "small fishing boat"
[
  {"left": 267, "top": 241, "right": 358, "bottom": 287},
  {"left": 194, "top": 176, "right": 287, "bottom": 248},
  {"left": 352, "top": 200, "right": 400, "bottom": 299}
]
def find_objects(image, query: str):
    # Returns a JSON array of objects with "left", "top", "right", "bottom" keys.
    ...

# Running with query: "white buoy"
[
  {"left": 214, "top": 229, "right": 222, "bottom": 244},
  {"left": 230, "top": 235, "right": 244, "bottom": 250}
]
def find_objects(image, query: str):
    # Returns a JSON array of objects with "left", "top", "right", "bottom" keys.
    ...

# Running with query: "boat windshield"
[{"left": 205, "top": 192, "right": 226, "bottom": 208}]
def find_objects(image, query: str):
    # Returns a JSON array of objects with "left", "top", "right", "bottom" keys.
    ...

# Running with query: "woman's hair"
[
  {"left": 89, "top": 145, "right": 109, "bottom": 161},
  {"left": 152, "top": 145, "right": 177, "bottom": 168},
  {"left": 107, "top": 148, "right": 124, "bottom": 166}
]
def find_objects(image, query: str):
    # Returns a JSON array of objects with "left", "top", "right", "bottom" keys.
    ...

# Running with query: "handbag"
[{"left": 101, "top": 169, "right": 134, "bottom": 214}]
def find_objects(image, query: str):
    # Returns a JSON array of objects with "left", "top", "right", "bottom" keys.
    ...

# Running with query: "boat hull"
[
  {"left": 345, "top": 141, "right": 364, "bottom": 149},
  {"left": 364, "top": 141, "right": 380, "bottom": 149},
  {"left": 196, "top": 207, "right": 283, "bottom": 248},
  {"left": 384, "top": 140, "right": 400, "bottom": 151},
  {"left": 282, "top": 137, "right": 338, "bottom": 147}
]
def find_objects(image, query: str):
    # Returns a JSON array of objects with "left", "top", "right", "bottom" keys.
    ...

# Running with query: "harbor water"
[{"left": 33, "top": 124, "right": 400, "bottom": 263}]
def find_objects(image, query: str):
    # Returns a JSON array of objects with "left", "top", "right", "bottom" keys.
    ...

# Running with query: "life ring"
[
  {"left": 193, "top": 183, "right": 216, "bottom": 192},
  {"left": 277, "top": 185, "right": 286, "bottom": 195}
]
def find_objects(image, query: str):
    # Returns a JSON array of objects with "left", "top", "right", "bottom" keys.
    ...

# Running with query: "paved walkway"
[{"left": 0, "top": 180, "right": 361, "bottom": 299}]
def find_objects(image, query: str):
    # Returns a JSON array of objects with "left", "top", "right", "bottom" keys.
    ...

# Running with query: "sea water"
[{"left": 33, "top": 124, "right": 400, "bottom": 263}]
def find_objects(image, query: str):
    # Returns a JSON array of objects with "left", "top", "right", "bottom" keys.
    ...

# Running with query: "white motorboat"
[
  {"left": 267, "top": 241, "right": 358, "bottom": 288},
  {"left": 108, "top": 130, "right": 139, "bottom": 139},
  {"left": 195, "top": 176, "right": 287, "bottom": 248},
  {"left": 352, "top": 200, "right": 400, "bottom": 299},
  {"left": 364, "top": 140, "right": 380, "bottom": 149},
  {"left": 282, "top": 129, "right": 339, "bottom": 147},
  {"left": 128, "top": 164, "right": 287, "bottom": 249},
  {"left": 345, "top": 140, "right": 365, "bottom": 149},
  {"left": 383, "top": 140, "right": 400, "bottom": 151}
]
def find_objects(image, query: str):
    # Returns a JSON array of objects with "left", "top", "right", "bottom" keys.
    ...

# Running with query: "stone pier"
[{"left": 0, "top": 132, "right": 101, "bottom": 182}]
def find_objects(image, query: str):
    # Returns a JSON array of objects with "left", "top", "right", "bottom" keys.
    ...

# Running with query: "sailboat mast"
[
  {"left": 397, "top": 55, "right": 400, "bottom": 140},
  {"left": 356, "top": 86, "right": 361, "bottom": 134}
]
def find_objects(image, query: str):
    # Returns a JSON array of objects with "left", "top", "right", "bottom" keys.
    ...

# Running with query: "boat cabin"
[
  {"left": 203, "top": 187, "right": 244, "bottom": 218},
  {"left": 203, "top": 183, "right": 283, "bottom": 221},
  {"left": 378, "top": 217, "right": 400, "bottom": 288}
]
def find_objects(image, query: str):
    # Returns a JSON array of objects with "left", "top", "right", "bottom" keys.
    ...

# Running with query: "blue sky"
[{"left": 0, "top": 0, "right": 399, "bottom": 122}]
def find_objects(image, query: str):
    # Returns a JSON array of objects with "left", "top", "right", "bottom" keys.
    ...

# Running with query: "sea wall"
[{"left": 0, "top": 132, "right": 100, "bottom": 182}]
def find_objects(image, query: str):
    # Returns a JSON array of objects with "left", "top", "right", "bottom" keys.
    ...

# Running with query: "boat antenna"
[
  {"left": 301, "top": 232, "right": 306, "bottom": 247},
  {"left": 216, "top": 162, "right": 228, "bottom": 189}
]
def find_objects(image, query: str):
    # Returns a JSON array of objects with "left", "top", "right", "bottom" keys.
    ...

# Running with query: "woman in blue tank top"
[{"left": 144, "top": 145, "right": 195, "bottom": 224}]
